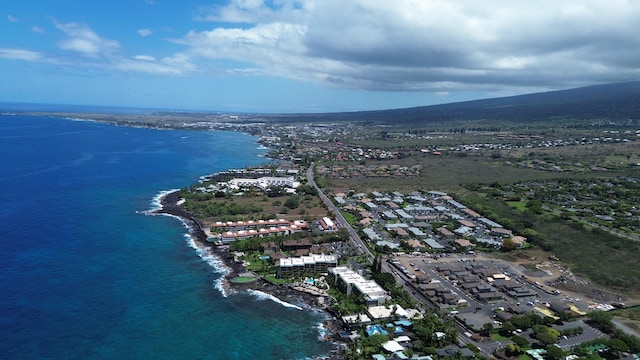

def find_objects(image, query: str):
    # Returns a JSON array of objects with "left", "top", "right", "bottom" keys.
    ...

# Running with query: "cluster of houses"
[
  {"left": 338, "top": 190, "right": 526, "bottom": 253},
  {"left": 316, "top": 163, "right": 421, "bottom": 179},
  {"left": 435, "top": 262, "right": 537, "bottom": 302},
  {"left": 206, "top": 219, "right": 310, "bottom": 244},
  {"left": 206, "top": 215, "right": 340, "bottom": 245},
  {"left": 339, "top": 299, "right": 474, "bottom": 360}
]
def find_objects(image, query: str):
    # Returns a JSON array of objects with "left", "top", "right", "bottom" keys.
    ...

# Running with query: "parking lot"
[{"left": 388, "top": 252, "right": 591, "bottom": 332}]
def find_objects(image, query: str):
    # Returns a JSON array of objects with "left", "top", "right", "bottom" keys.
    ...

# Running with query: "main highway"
[{"left": 306, "top": 163, "right": 374, "bottom": 264}]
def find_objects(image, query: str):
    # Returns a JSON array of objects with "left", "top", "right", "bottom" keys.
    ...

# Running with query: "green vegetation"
[
  {"left": 327, "top": 287, "right": 368, "bottom": 316},
  {"left": 263, "top": 275, "right": 290, "bottom": 285},
  {"left": 458, "top": 185, "right": 640, "bottom": 292},
  {"left": 585, "top": 311, "right": 640, "bottom": 353},
  {"left": 229, "top": 276, "right": 258, "bottom": 284},
  {"left": 340, "top": 210, "right": 358, "bottom": 226},
  {"left": 180, "top": 190, "right": 264, "bottom": 220}
]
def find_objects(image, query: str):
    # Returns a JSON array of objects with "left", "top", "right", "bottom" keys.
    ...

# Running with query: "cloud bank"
[
  {"left": 3, "top": 0, "right": 640, "bottom": 95},
  {"left": 184, "top": 0, "right": 640, "bottom": 92}
]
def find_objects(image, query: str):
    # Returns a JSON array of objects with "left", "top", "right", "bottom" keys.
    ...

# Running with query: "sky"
[{"left": 1, "top": 0, "right": 640, "bottom": 113}]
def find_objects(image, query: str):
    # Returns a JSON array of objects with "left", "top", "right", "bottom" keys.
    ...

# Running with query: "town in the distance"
[{"left": 23, "top": 81, "right": 640, "bottom": 360}]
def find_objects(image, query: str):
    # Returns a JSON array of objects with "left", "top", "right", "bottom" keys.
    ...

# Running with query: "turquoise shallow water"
[{"left": 0, "top": 114, "right": 332, "bottom": 359}]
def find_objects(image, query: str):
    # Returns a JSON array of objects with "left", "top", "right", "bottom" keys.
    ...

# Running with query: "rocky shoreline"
[{"left": 153, "top": 190, "right": 345, "bottom": 358}]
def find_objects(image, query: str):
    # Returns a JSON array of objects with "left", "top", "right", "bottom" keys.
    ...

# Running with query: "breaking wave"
[{"left": 247, "top": 289, "right": 303, "bottom": 310}]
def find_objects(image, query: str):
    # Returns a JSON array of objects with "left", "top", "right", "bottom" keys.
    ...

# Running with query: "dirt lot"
[{"left": 490, "top": 249, "right": 639, "bottom": 306}]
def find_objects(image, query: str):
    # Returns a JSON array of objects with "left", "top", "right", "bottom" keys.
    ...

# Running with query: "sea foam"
[
  {"left": 247, "top": 289, "right": 303, "bottom": 310},
  {"left": 144, "top": 189, "right": 179, "bottom": 214},
  {"left": 143, "top": 189, "right": 231, "bottom": 297},
  {"left": 186, "top": 236, "right": 231, "bottom": 298}
]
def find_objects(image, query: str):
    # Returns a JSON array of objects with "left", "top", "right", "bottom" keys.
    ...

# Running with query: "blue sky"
[{"left": 2, "top": 0, "right": 639, "bottom": 113}]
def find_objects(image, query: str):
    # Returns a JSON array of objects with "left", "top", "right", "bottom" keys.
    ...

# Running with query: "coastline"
[{"left": 152, "top": 189, "right": 344, "bottom": 359}]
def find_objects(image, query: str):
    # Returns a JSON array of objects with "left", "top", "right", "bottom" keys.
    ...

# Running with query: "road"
[
  {"left": 306, "top": 163, "right": 508, "bottom": 357},
  {"left": 306, "top": 163, "right": 374, "bottom": 264}
]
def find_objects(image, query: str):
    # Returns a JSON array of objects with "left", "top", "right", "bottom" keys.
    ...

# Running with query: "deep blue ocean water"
[{"left": 0, "top": 114, "right": 332, "bottom": 359}]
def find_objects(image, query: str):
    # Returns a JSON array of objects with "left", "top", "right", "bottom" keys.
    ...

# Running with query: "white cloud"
[
  {"left": 178, "top": 0, "right": 640, "bottom": 92},
  {"left": 7, "top": 1, "right": 639, "bottom": 94},
  {"left": 133, "top": 55, "right": 156, "bottom": 62},
  {"left": 114, "top": 54, "right": 195, "bottom": 75},
  {"left": 196, "top": 0, "right": 306, "bottom": 23},
  {"left": 0, "top": 48, "right": 44, "bottom": 61},
  {"left": 1, "top": 20, "right": 198, "bottom": 77},
  {"left": 31, "top": 26, "right": 44, "bottom": 34},
  {"left": 55, "top": 22, "right": 120, "bottom": 57},
  {"left": 138, "top": 28, "right": 153, "bottom": 37},
  {"left": 7, "top": 15, "right": 19, "bottom": 23}
]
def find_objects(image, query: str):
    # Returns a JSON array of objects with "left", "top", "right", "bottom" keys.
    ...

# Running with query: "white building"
[
  {"left": 227, "top": 176, "right": 300, "bottom": 190},
  {"left": 328, "top": 266, "right": 388, "bottom": 305},
  {"left": 277, "top": 254, "right": 338, "bottom": 278}
]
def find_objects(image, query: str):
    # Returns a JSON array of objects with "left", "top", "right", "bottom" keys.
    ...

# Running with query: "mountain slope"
[{"left": 273, "top": 81, "right": 640, "bottom": 124}]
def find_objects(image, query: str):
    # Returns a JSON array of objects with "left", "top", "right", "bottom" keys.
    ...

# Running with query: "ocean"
[{"left": 0, "top": 113, "right": 333, "bottom": 359}]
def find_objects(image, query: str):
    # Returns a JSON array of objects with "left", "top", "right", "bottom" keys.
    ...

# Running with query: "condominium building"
[
  {"left": 277, "top": 254, "right": 338, "bottom": 278},
  {"left": 328, "top": 266, "right": 389, "bottom": 306}
]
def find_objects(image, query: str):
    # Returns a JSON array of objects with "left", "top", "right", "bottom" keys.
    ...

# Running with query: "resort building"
[
  {"left": 211, "top": 219, "right": 295, "bottom": 231},
  {"left": 328, "top": 266, "right": 389, "bottom": 306},
  {"left": 208, "top": 223, "right": 308, "bottom": 244},
  {"left": 227, "top": 176, "right": 300, "bottom": 190},
  {"left": 277, "top": 254, "right": 338, "bottom": 278},
  {"left": 207, "top": 219, "right": 309, "bottom": 244}
]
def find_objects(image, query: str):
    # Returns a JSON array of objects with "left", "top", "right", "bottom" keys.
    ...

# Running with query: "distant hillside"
[{"left": 270, "top": 81, "right": 640, "bottom": 125}]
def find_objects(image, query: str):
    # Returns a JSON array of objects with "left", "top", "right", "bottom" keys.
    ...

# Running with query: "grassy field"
[
  {"left": 323, "top": 137, "right": 640, "bottom": 194},
  {"left": 323, "top": 150, "right": 625, "bottom": 194},
  {"left": 182, "top": 190, "right": 330, "bottom": 225}
]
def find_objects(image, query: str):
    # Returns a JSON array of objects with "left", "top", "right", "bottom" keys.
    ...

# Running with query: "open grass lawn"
[
  {"left": 229, "top": 276, "right": 258, "bottom": 284},
  {"left": 340, "top": 210, "right": 358, "bottom": 225},
  {"left": 263, "top": 275, "right": 290, "bottom": 285},
  {"left": 506, "top": 200, "right": 527, "bottom": 211}
]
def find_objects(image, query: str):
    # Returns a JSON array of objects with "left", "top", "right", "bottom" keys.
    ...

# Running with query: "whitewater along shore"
[{"left": 153, "top": 190, "right": 345, "bottom": 357}]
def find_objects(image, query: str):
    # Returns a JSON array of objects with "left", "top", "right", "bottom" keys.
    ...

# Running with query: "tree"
[
  {"left": 284, "top": 196, "right": 300, "bottom": 209},
  {"left": 512, "top": 335, "right": 529, "bottom": 348},
  {"left": 545, "top": 345, "right": 566, "bottom": 360},
  {"left": 371, "top": 255, "right": 383, "bottom": 273},
  {"left": 298, "top": 184, "right": 318, "bottom": 196},
  {"left": 505, "top": 343, "right": 521, "bottom": 356},
  {"left": 502, "top": 238, "right": 516, "bottom": 251},
  {"left": 481, "top": 322, "right": 494, "bottom": 337},
  {"left": 511, "top": 315, "right": 532, "bottom": 329},
  {"left": 588, "top": 311, "right": 614, "bottom": 333},
  {"left": 535, "top": 328, "right": 559, "bottom": 345},
  {"left": 528, "top": 313, "right": 544, "bottom": 325},
  {"left": 608, "top": 338, "right": 630, "bottom": 354},
  {"left": 500, "top": 321, "right": 516, "bottom": 336}
]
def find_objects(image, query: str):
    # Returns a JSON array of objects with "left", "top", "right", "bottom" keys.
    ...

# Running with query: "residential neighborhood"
[{"left": 176, "top": 160, "right": 640, "bottom": 360}]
